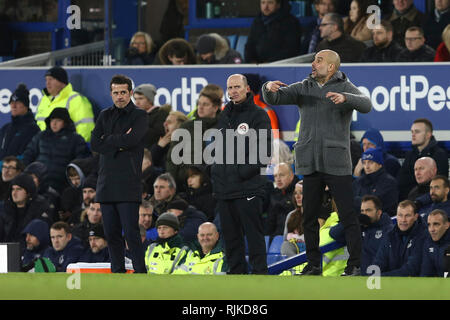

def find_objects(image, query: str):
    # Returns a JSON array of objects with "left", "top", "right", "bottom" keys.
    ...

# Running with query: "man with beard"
[{"left": 360, "top": 20, "right": 403, "bottom": 62}]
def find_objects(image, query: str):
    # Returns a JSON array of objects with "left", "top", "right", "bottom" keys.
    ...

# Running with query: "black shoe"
[
  {"left": 299, "top": 263, "right": 322, "bottom": 276},
  {"left": 341, "top": 266, "right": 361, "bottom": 276}
]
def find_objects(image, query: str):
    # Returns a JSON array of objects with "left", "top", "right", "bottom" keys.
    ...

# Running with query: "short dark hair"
[
  {"left": 413, "top": 118, "right": 433, "bottom": 132},
  {"left": 378, "top": 20, "right": 393, "bottom": 33},
  {"left": 431, "top": 175, "right": 450, "bottom": 189},
  {"left": 398, "top": 199, "right": 417, "bottom": 214},
  {"left": 110, "top": 74, "right": 132, "bottom": 91},
  {"left": 51, "top": 221, "right": 71, "bottom": 234},
  {"left": 2, "top": 156, "right": 24, "bottom": 172},
  {"left": 406, "top": 26, "right": 424, "bottom": 37},
  {"left": 326, "top": 13, "right": 344, "bottom": 33},
  {"left": 362, "top": 194, "right": 382, "bottom": 211},
  {"left": 428, "top": 209, "right": 449, "bottom": 223}
]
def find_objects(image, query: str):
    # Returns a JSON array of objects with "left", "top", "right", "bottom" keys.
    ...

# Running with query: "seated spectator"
[
  {"left": 166, "top": 199, "right": 207, "bottom": 245},
  {"left": 408, "top": 157, "right": 437, "bottom": 213},
  {"left": 373, "top": 200, "right": 427, "bottom": 276},
  {"left": 343, "top": 0, "right": 372, "bottom": 42},
  {"left": 22, "top": 108, "right": 91, "bottom": 193},
  {"left": 141, "top": 149, "right": 163, "bottom": 199},
  {"left": 133, "top": 84, "right": 170, "bottom": 149},
  {"left": 353, "top": 128, "right": 401, "bottom": 178},
  {"left": 422, "top": 175, "right": 450, "bottom": 219},
  {"left": 316, "top": 13, "right": 367, "bottom": 62},
  {"left": 266, "top": 163, "right": 299, "bottom": 238},
  {"left": 330, "top": 195, "right": 394, "bottom": 275},
  {"left": 397, "top": 26, "right": 436, "bottom": 61},
  {"left": 173, "top": 222, "right": 228, "bottom": 275},
  {"left": 434, "top": 24, "right": 450, "bottom": 61},
  {"left": 179, "top": 165, "right": 217, "bottom": 222},
  {"left": 353, "top": 148, "right": 399, "bottom": 216},
  {"left": 306, "top": 0, "right": 337, "bottom": 54},
  {"left": 387, "top": 0, "right": 425, "bottom": 47},
  {"left": 0, "top": 173, "right": 51, "bottom": 247},
  {"left": 0, "top": 83, "right": 40, "bottom": 160},
  {"left": 187, "top": 84, "right": 224, "bottom": 120},
  {"left": 139, "top": 199, "right": 158, "bottom": 242},
  {"left": 398, "top": 118, "right": 448, "bottom": 200},
  {"left": 123, "top": 31, "right": 157, "bottom": 65},
  {"left": 156, "top": 38, "right": 197, "bottom": 65},
  {"left": 78, "top": 224, "right": 110, "bottom": 263},
  {"left": 0, "top": 156, "right": 24, "bottom": 201},
  {"left": 21, "top": 219, "right": 51, "bottom": 268},
  {"left": 43, "top": 221, "right": 84, "bottom": 272},
  {"left": 196, "top": 33, "right": 242, "bottom": 64},
  {"left": 420, "top": 209, "right": 450, "bottom": 277},
  {"left": 72, "top": 200, "right": 103, "bottom": 249},
  {"left": 245, "top": 0, "right": 302, "bottom": 63},
  {"left": 360, "top": 20, "right": 403, "bottom": 62},
  {"left": 281, "top": 181, "right": 305, "bottom": 257},
  {"left": 58, "top": 187, "right": 82, "bottom": 227},
  {"left": 65, "top": 154, "right": 99, "bottom": 190},
  {"left": 81, "top": 174, "right": 97, "bottom": 211},
  {"left": 423, "top": 0, "right": 450, "bottom": 49},
  {"left": 144, "top": 212, "right": 188, "bottom": 274},
  {"left": 149, "top": 173, "right": 183, "bottom": 216}
]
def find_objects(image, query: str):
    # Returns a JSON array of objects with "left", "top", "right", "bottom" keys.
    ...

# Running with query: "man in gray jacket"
[{"left": 263, "top": 50, "right": 372, "bottom": 276}]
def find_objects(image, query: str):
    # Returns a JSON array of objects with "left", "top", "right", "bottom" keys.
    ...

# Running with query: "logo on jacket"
[
  {"left": 375, "top": 230, "right": 383, "bottom": 239},
  {"left": 237, "top": 123, "right": 249, "bottom": 135},
  {"left": 59, "top": 255, "right": 65, "bottom": 265},
  {"left": 429, "top": 247, "right": 434, "bottom": 253},
  {"left": 407, "top": 240, "right": 412, "bottom": 249}
]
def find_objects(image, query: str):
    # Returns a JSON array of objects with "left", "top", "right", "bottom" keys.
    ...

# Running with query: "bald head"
[
  {"left": 311, "top": 50, "right": 341, "bottom": 84},
  {"left": 197, "top": 222, "right": 220, "bottom": 254},
  {"left": 227, "top": 73, "right": 250, "bottom": 104},
  {"left": 414, "top": 157, "right": 437, "bottom": 185},
  {"left": 320, "top": 50, "right": 341, "bottom": 71},
  {"left": 274, "top": 162, "right": 294, "bottom": 190}
]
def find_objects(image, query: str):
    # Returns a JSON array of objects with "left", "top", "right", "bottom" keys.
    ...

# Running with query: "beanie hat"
[
  {"left": 9, "top": 83, "right": 30, "bottom": 108},
  {"left": 88, "top": 224, "right": 106, "bottom": 239},
  {"left": 11, "top": 173, "right": 37, "bottom": 196},
  {"left": 45, "top": 66, "right": 68, "bottom": 84},
  {"left": 45, "top": 107, "right": 73, "bottom": 129},
  {"left": 156, "top": 212, "right": 179, "bottom": 231},
  {"left": 166, "top": 199, "right": 189, "bottom": 212},
  {"left": 134, "top": 84, "right": 157, "bottom": 104},
  {"left": 82, "top": 174, "right": 98, "bottom": 190},
  {"left": 196, "top": 34, "right": 216, "bottom": 54},
  {"left": 361, "top": 147, "right": 384, "bottom": 165}
]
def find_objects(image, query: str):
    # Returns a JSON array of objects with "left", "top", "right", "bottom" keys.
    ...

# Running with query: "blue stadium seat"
[
  {"left": 235, "top": 35, "right": 248, "bottom": 60},
  {"left": 268, "top": 235, "right": 284, "bottom": 254},
  {"left": 227, "top": 35, "right": 238, "bottom": 50}
]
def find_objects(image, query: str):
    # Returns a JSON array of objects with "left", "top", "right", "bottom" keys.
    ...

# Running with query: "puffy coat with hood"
[{"left": 21, "top": 218, "right": 50, "bottom": 267}]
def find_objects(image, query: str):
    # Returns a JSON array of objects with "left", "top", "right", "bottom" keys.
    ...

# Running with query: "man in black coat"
[
  {"left": 91, "top": 74, "right": 149, "bottom": 273},
  {"left": 360, "top": 20, "right": 403, "bottom": 62},
  {"left": 211, "top": 74, "right": 272, "bottom": 274}
]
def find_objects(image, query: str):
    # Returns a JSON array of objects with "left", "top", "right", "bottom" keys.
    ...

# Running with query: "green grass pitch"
[{"left": 0, "top": 273, "right": 449, "bottom": 300}]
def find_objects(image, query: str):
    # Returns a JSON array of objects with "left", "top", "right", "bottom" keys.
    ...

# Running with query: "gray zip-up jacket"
[{"left": 262, "top": 71, "right": 371, "bottom": 176}]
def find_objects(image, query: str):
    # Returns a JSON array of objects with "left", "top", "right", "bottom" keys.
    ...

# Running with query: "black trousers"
[
  {"left": 101, "top": 202, "right": 146, "bottom": 273},
  {"left": 302, "top": 172, "right": 362, "bottom": 268},
  {"left": 218, "top": 197, "right": 267, "bottom": 274}
]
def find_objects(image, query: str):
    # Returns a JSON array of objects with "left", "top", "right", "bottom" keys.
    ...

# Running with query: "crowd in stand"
[{"left": 0, "top": 0, "right": 449, "bottom": 277}]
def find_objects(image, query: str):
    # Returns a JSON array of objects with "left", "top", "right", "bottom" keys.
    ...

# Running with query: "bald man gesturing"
[{"left": 263, "top": 50, "right": 372, "bottom": 276}]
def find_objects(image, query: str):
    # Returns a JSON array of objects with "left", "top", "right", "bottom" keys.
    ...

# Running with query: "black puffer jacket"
[{"left": 211, "top": 93, "right": 272, "bottom": 200}]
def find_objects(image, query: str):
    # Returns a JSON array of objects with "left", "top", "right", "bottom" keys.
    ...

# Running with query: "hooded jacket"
[
  {"left": 177, "top": 205, "right": 208, "bottom": 245},
  {"left": 21, "top": 218, "right": 51, "bottom": 267},
  {"left": 263, "top": 71, "right": 372, "bottom": 176}
]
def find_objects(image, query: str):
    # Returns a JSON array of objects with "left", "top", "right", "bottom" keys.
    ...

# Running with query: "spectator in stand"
[
  {"left": 150, "top": 173, "right": 183, "bottom": 216},
  {"left": 266, "top": 163, "right": 300, "bottom": 239},
  {"left": 330, "top": 195, "right": 393, "bottom": 275},
  {"left": 316, "top": 13, "right": 367, "bottom": 62},
  {"left": 166, "top": 199, "right": 207, "bottom": 245},
  {"left": 0, "top": 83, "right": 40, "bottom": 160},
  {"left": 21, "top": 219, "right": 51, "bottom": 268},
  {"left": 387, "top": 0, "right": 426, "bottom": 47},
  {"left": 72, "top": 201, "right": 103, "bottom": 249},
  {"left": 43, "top": 221, "right": 84, "bottom": 272},
  {"left": 434, "top": 24, "right": 450, "bottom": 61},
  {"left": 397, "top": 26, "right": 436, "bottom": 61},
  {"left": 307, "top": 0, "right": 337, "bottom": 54},
  {"left": 0, "top": 156, "right": 24, "bottom": 201},
  {"left": 373, "top": 200, "right": 427, "bottom": 276},
  {"left": 141, "top": 149, "right": 163, "bottom": 198},
  {"left": 353, "top": 128, "right": 401, "bottom": 178},
  {"left": 156, "top": 38, "right": 197, "bottom": 65},
  {"left": 421, "top": 175, "right": 450, "bottom": 219},
  {"left": 133, "top": 84, "right": 170, "bottom": 149},
  {"left": 245, "top": 0, "right": 302, "bottom": 63},
  {"left": 407, "top": 157, "right": 438, "bottom": 216},
  {"left": 397, "top": 118, "right": 448, "bottom": 201},
  {"left": 423, "top": 0, "right": 450, "bottom": 49},
  {"left": 22, "top": 108, "right": 91, "bottom": 193},
  {"left": 78, "top": 224, "right": 110, "bottom": 263},
  {"left": 0, "top": 173, "right": 51, "bottom": 247},
  {"left": 343, "top": 0, "right": 372, "bottom": 42},
  {"left": 360, "top": 20, "right": 403, "bottom": 62},
  {"left": 352, "top": 148, "right": 399, "bottom": 216},
  {"left": 35, "top": 66, "right": 94, "bottom": 142},
  {"left": 81, "top": 175, "right": 97, "bottom": 211},
  {"left": 420, "top": 209, "right": 450, "bottom": 276},
  {"left": 123, "top": 31, "right": 157, "bottom": 65},
  {"left": 139, "top": 199, "right": 158, "bottom": 242},
  {"left": 196, "top": 33, "right": 242, "bottom": 64}
]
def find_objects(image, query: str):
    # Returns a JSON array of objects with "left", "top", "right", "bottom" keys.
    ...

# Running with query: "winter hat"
[
  {"left": 82, "top": 174, "right": 98, "bottom": 190},
  {"left": 45, "top": 107, "right": 73, "bottom": 129},
  {"left": 88, "top": 224, "right": 106, "bottom": 239},
  {"left": 196, "top": 34, "right": 216, "bottom": 54},
  {"left": 156, "top": 212, "right": 180, "bottom": 231},
  {"left": 361, "top": 147, "right": 384, "bottom": 165},
  {"left": 9, "top": 83, "right": 30, "bottom": 108},
  {"left": 22, "top": 219, "right": 50, "bottom": 248},
  {"left": 11, "top": 173, "right": 37, "bottom": 196},
  {"left": 45, "top": 66, "right": 68, "bottom": 84},
  {"left": 361, "top": 128, "right": 384, "bottom": 151},
  {"left": 134, "top": 84, "right": 157, "bottom": 104},
  {"left": 166, "top": 199, "right": 189, "bottom": 212},
  {"left": 24, "top": 162, "right": 48, "bottom": 184}
]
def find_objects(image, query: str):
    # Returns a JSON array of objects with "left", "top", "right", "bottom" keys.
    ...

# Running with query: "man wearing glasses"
[
  {"left": 397, "top": 26, "right": 436, "bottom": 62},
  {"left": 0, "top": 156, "right": 24, "bottom": 201}
]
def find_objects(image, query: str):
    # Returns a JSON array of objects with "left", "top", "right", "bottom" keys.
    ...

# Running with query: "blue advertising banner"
[{"left": 0, "top": 63, "right": 449, "bottom": 148}]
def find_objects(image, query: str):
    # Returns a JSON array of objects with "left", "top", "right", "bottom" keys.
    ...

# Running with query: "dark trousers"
[
  {"left": 218, "top": 197, "right": 267, "bottom": 274},
  {"left": 101, "top": 202, "right": 146, "bottom": 273},
  {"left": 302, "top": 172, "right": 362, "bottom": 268}
]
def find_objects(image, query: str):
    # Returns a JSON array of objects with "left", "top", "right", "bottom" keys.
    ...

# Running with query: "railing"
[{"left": 268, "top": 52, "right": 315, "bottom": 65}]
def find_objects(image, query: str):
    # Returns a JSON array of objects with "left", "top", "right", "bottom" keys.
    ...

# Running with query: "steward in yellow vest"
[{"left": 36, "top": 67, "right": 95, "bottom": 142}]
